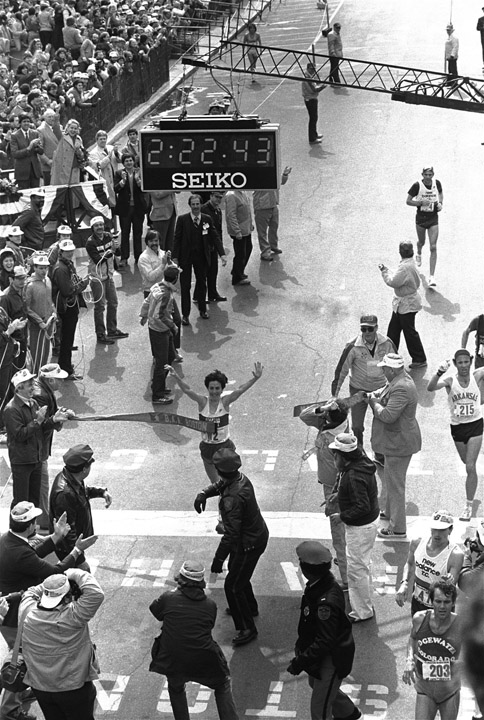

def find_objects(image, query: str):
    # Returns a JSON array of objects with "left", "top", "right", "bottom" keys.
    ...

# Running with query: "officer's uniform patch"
[{"left": 318, "top": 605, "right": 331, "bottom": 621}]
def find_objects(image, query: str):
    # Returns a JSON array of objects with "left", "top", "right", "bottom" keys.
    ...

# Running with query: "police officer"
[
  {"left": 286, "top": 541, "right": 361, "bottom": 720},
  {"left": 193, "top": 448, "right": 269, "bottom": 647}
]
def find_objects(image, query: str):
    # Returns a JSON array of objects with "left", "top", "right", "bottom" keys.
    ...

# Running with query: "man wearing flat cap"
[
  {"left": 193, "top": 448, "right": 269, "bottom": 647},
  {"left": 331, "top": 314, "right": 395, "bottom": 450},
  {"left": 367, "top": 353, "right": 421, "bottom": 539},
  {"left": 149, "top": 560, "right": 239, "bottom": 720},
  {"left": 49, "top": 444, "right": 112, "bottom": 569},
  {"left": 33, "top": 363, "right": 74, "bottom": 530},
  {"left": 287, "top": 541, "right": 360, "bottom": 720}
]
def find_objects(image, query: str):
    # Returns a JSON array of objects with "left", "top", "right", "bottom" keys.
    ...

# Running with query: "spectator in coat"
[
  {"left": 173, "top": 194, "right": 226, "bottom": 325},
  {"left": 149, "top": 560, "right": 239, "bottom": 720},
  {"left": 88, "top": 129, "right": 120, "bottom": 211},
  {"left": 0, "top": 308, "right": 24, "bottom": 439},
  {"left": 51, "top": 118, "right": 86, "bottom": 186},
  {"left": 10, "top": 113, "right": 44, "bottom": 189},
  {"left": 0, "top": 502, "right": 95, "bottom": 720},
  {"left": 148, "top": 190, "right": 177, "bottom": 252},
  {"left": 114, "top": 154, "right": 148, "bottom": 266},
  {"left": 37, "top": 108, "right": 62, "bottom": 185},
  {"left": 328, "top": 432, "right": 379, "bottom": 622},
  {"left": 85, "top": 216, "right": 129, "bottom": 344},
  {"left": 25, "top": 251, "right": 57, "bottom": 375},
  {"left": 367, "top": 353, "right": 421, "bottom": 539},
  {"left": 225, "top": 189, "right": 253, "bottom": 286},
  {"left": 49, "top": 443, "right": 111, "bottom": 570},
  {"left": 12, "top": 189, "right": 45, "bottom": 252},
  {"left": 33, "top": 363, "right": 73, "bottom": 530},
  {"left": 0, "top": 265, "right": 29, "bottom": 370},
  {"left": 120, "top": 126, "right": 139, "bottom": 165},
  {"left": 200, "top": 192, "right": 227, "bottom": 302},
  {"left": 379, "top": 241, "right": 427, "bottom": 369},
  {"left": 62, "top": 16, "right": 83, "bottom": 59},
  {"left": 299, "top": 400, "right": 349, "bottom": 587},
  {"left": 4, "top": 369, "right": 49, "bottom": 508},
  {"left": 327, "top": 22, "right": 343, "bottom": 84},
  {"left": 20, "top": 569, "right": 104, "bottom": 720},
  {"left": 51, "top": 238, "right": 89, "bottom": 380}
]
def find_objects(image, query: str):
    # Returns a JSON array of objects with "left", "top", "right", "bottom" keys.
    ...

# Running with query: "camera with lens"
[{"left": 464, "top": 537, "right": 481, "bottom": 554}]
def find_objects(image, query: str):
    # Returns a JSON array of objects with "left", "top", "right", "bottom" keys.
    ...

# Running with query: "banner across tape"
[{"left": 75, "top": 412, "right": 215, "bottom": 434}]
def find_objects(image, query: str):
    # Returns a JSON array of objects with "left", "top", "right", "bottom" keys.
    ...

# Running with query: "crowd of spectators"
[{"left": 0, "top": 0, "right": 235, "bottom": 173}]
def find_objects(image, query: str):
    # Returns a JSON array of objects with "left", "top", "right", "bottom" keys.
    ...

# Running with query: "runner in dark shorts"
[{"left": 406, "top": 166, "right": 443, "bottom": 288}]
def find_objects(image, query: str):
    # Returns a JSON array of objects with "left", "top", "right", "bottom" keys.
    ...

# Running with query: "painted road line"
[{"left": 0, "top": 511, "right": 476, "bottom": 540}]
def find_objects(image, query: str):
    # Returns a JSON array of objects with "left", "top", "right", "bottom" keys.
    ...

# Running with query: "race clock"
[{"left": 139, "top": 116, "right": 281, "bottom": 191}]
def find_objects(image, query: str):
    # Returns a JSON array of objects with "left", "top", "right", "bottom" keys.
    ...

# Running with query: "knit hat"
[{"left": 179, "top": 560, "right": 205, "bottom": 582}]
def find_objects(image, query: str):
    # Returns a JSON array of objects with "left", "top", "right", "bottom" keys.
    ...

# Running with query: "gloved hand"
[
  {"left": 211, "top": 558, "right": 223, "bottom": 574},
  {"left": 194, "top": 492, "right": 206, "bottom": 514},
  {"left": 286, "top": 657, "right": 303, "bottom": 675}
]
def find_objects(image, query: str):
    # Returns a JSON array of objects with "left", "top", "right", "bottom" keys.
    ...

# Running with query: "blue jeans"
[
  {"left": 92, "top": 276, "right": 118, "bottom": 337},
  {"left": 167, "top": 676, "right": 239, "bottom": 720}
]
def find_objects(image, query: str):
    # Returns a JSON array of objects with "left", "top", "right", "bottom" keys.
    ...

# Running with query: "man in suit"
[
  {"left": 114, "top": 154, "right": 148, "bottom": 267},
  {"left": 37, "top": 108, "right": 62, "bottom": 186},
  {"left": 367, "top": 353, "right": 421, "bottom": 539},
  {"left": 173, "top": 194, "right": 226, "bottom": 325},
  {"left": 10, "top": 113, "right": 44, "bottom": 190}
]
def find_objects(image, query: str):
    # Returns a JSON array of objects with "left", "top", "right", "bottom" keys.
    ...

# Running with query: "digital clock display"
[
  {"left": 140, "top": 120, "right": 280, "bottom": 191},
  {"left": 144, "top": 133, "right": 275, "bottom": 169}
]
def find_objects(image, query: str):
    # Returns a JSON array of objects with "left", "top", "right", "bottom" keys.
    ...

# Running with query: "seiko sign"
[{"left": 172, "top": 172, "right": 248, "bottom": 190}]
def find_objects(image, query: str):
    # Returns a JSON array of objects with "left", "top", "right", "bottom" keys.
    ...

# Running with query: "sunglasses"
[{"left": 360, "top": 326, "right": 376, "bottom": 333}]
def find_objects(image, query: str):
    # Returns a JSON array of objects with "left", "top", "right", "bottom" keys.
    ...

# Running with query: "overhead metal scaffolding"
[{"left": 183, "top": 41, "right": 484, "bottom": 114}]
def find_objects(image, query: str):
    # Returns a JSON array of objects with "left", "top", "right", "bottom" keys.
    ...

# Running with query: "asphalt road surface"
[{"left": 1, "top": 0, "right": 483, "bottom": 718}]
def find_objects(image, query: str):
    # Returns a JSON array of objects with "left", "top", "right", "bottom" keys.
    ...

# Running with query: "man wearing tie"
[
  {"left": 10, "top": 113, "right": 44, "bottom": 190},
  {"left": 173, "top": 195, "right": 226, "bottom": 325}
]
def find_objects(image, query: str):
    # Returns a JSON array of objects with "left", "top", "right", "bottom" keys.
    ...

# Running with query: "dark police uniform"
[
  {"left": 196, "top": 449, "right": 269, "bottom": 646},
  {"left": 288, "top": 541, "right": 360, "bottom": 720}
]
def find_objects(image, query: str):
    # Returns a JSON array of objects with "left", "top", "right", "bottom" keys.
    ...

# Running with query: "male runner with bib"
[
  {"left": 428, "top": 349, "right": 484, "bottom": 521},
  {"left": 395, "top": 510, "right": 463, "bottom": 615},
  {"left": 403, "top": 578, "right": 462, "bottom": 720},
  {"left": 406, "top": 166, "right": 443, "bottom": 288}
]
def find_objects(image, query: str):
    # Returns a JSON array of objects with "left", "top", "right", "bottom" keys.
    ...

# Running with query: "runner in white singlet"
[
  {"left": 395, "top": 510, "right": 463, "bottom": 615},
  {"left": 166, "top": 362, "right": 263, "bottom": 483},
  {"left": 427, "top": 349, "right": 484, "bottom": 521}
]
